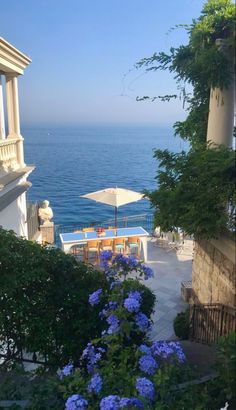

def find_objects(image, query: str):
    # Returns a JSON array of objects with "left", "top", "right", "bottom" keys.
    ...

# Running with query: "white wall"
[{"left": 0, "top": 192, "right": 28, "bottom": 238}]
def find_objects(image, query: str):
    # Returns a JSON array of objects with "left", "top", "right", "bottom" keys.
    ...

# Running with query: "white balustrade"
[{"left": 0, "top": 138, "right": 19, "bottom": 176}]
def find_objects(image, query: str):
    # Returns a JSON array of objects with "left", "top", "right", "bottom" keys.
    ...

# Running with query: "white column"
[
  {"left": 207, "top": 39, "right": 235, "bottom": 148},
  {"left": 5, "top": 74, "right": 25, "bottom": 167},
  {"left": 0, "top": 74, "right": 6, "bottom": 139}
]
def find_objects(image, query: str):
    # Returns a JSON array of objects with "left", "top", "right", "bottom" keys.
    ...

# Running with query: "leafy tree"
[
  {"left": 139, "top": 0, "right": 236, "bottom": 237},
  {"left": 137, "top": 0, "right": 235, "bottom": 145},
  {"left": 145, "top": 144, "right": 235, "bottom": 238}
]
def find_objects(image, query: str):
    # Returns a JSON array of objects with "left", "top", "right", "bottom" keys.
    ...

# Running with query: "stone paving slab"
[{"left": 145, "top": 239, "right": 194, "bottom": 341}]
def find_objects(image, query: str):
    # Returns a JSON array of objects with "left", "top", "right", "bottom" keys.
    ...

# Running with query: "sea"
[{"left": 23, "top": 125, "right": 188, "bottom": 227}]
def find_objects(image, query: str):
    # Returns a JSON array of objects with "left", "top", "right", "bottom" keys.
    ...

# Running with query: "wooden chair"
[
  {"left": 113, "top": 237, "right": 126, "bottom": 254},
  {"left": 70, "top": 244, "right": 86, "bottom": 261},
  {"left": 74, "top": 229, "right": 83, "bottom": 233},
  {"left": 84, "top": 240, "right": 101, "bottom": 263},
  {"left": 100, "top": 238, "right": 113, "bottom": 251},
  {"left": 127, "top": 236, "right": 140, "bottom": 258},
  {"left": 83, "top": 227, "right": 95, "bottom": 232}
]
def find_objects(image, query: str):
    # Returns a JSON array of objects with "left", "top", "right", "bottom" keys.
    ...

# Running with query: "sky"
[{"left": 1, "top": 0, "right": 204, "bottom": 126}]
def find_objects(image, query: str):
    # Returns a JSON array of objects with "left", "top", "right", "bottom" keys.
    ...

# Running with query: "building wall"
[
  {"left": 0, "top": 192, "right": 28, "bottom": 238},
  {"left": 192, "top": 235, "right": 236, "bottom": 307}
]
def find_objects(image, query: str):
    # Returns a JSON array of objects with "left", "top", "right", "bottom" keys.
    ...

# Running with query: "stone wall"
[{"left": 192, "top": 234, "right": 236, "bottom": 307}]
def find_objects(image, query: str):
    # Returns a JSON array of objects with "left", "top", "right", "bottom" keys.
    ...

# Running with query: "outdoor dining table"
[{"left": 60, "top": 226, "right": 149, "bottom": 262}]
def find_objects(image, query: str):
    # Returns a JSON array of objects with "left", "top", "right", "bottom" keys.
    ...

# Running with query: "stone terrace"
[{"left": 145, "top": 239, "right": 194, "bottom": 340}]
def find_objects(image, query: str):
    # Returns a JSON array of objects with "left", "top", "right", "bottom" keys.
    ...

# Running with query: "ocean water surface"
[{"left": 23, "top": 125, "right": 188, "bottom": 226}]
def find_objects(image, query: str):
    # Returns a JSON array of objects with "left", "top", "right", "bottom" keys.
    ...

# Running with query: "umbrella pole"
[{"left": 115, "top": 206, "right": 118, "bottom": 228}]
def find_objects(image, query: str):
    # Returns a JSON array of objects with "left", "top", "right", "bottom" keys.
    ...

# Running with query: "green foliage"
[
  {"left": 137, "top": 0, "right": 235, "bottom": 145},
  {"left": 145, "top": 144, "right": 235, "bottom": 238},
  {"left": 0, "top": 228, "right": 109, "bottom": 368},
  {"left": 215, "top": 332, "right": 236, "bottom": 406},
  {"left": 173, "top": 309, "right": 190, "bottom": 340}
]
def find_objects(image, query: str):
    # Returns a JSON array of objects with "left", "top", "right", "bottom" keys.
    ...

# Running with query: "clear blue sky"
[{"left": 1, "top": 0, "right": 204, "bottom": 126}]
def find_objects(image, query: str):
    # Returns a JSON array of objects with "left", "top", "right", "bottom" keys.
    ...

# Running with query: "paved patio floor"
[{"left": 144, "top": 238, "right": 194, "bottom": 341}]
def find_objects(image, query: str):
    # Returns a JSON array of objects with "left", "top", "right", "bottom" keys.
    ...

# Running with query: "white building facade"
[{"left": 0, "top": 37, "right": 35, "bottom": 238}]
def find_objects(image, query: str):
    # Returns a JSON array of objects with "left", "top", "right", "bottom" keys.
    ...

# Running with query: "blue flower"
[
  {"left": 136, "top": 377, "right": 154, "bottom": 402},
  {"left": 151, "top": 341, "right": 185, "bottom": 362},
  {"left": 139, "top": 344, "right": 151, "bottom": 355},
  {"left": 87, "top": 373, "right": 103, "bottom": 394},
  {"left": 100, "top": 250, "right": 113, "bottom": 261},
  {"left": 168, "top": 341, "right": 186, "bottom": 362},
  {"left": 65, "top": 394, "right": 88, "bottom": 410},
  {"left": 128, "top": 291, "right": 142, "bottom": 302},
  {"left": 135, "top": 312, "right": 149, "bottom": 331},
  {"left": 89, "top": 289, "right": 102, "bottom": 306},
  {"left": 59, "top": 363, "right": 73, "bottom": 379},
  {"left": 120, "top": 397, "right": 144, "bottom": 409},
  {"left": 124, "top": 296, "right": 140, "bottom": 313},
  {"left": 100, "top": 395, "right": 120, "bottom": 410},
  {"left": 81, "top": 343, "right": 104, "bottom": 373},
  {"left": 106, "top": 314, "right": 120, "bottom": 334},
  {"left": 139, "top": 355, "right": 158, "bottom": 375},
  {"left": 141, "top": 265, "right": 154, "bottom": 280}
]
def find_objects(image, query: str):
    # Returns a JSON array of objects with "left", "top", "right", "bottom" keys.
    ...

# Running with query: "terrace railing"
[{"left": 0, "top": 138, "right": 19, "bottom": 177}]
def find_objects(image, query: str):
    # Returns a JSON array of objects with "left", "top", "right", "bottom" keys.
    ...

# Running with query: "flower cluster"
[
  {"left": 106, "top": 314, "right": 120, "bottom": 334},
  {"left": 81, "top": 343, "right": 105, "bottom": 373},
  {"left": 124, "top": 291, "right": 141, "bottom": 313},
  {"left": 99, "top": 301, "right": 118, "bottom": 318},
  {"left": 139, "top": 355, "right": 158, "bottom": 375},
  {"left": 135, "top": 312, "right": 149, "bottom": 332},
  {"left": 59, "top": 363, "right": 73, "bottom": 379},
  {"left": 136, "top": 377, "right": 155, "bottom": 402},
  {"left": 140, "top": 264, "right": 154, "bottom": 280},
  {"left": 65, "top": 394, "right": 88, "bottom": 410},
  {"left": 100, "top": 395, "right": 120, "bottom": 410},
  {"left": 89, "top": 289, "right": 103, "bottom": 306},
  {"left": 151, "top": 341, "right": 186, "bottom": 362},
  {"left": 119, "top": 397, "right": 144, "bottom": 409},
  {"left": 87, "top": 373, "right": 103, "bottom": 394},
  {"left": 99, "top": 251, "right": 154, "bottom": 282}
]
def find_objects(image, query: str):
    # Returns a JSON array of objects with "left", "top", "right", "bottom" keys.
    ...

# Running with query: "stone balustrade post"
[
  {"left": 5, "top": 74, "right": 25, "bottom": 167},
  {"left": 0, "top": 74, "right": 6, "bottom": 139}
]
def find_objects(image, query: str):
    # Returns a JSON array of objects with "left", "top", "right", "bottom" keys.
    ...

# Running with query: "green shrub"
[
  {"left": 0, "top": 228, "right": 110, "bottom": 368},
  {"left": 215, "top": 332, "right": 236, "bottom": 407},
  {"left": 173, "top": 309, "right": 190, "bottom": 340}
]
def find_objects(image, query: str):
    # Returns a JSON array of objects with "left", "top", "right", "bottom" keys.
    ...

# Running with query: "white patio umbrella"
[{"left": 81, "top": 187, "right": 144, "bottom": 226}]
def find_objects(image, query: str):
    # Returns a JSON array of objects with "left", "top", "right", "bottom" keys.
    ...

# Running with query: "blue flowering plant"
[
  {"left": 55, "top": 255, "right": 188, "bottom": 410},
  {"left": 99, "top": 251, "right": 154, "bottom": 282}
]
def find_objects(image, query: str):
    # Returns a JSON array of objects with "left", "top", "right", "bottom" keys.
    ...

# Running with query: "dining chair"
[
  {"left": 84, "top": 240, "right": 101, "bottom": 263},
  {"left": 127, "top": 236, "right": 140, "bottom": 258},
  {"left": 83, "top": 227, "right": 95, "bottom": 232},
  {"left": 100, "top": 238, "right": 113, "bottom": 252},
  {"left": 113, "top": 237, "right": 126, "bottom": 254},
  {"left": 70, "top": 244, "right": 86, "bottom": 261}
]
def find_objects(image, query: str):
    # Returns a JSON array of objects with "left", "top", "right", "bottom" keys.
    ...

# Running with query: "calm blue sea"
[{"left": 23, "top": 125, "right": 188, "bottom": 226}]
